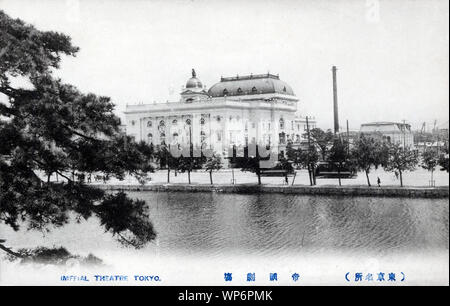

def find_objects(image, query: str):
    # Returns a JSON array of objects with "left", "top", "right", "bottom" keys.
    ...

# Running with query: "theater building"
[{"left": 124, "top": 69, "right": 316, "bottom": 158}]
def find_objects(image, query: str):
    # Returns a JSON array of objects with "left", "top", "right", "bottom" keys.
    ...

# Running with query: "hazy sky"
[{"left": 1, "top": 0, "right": 448, "bottom": 130}]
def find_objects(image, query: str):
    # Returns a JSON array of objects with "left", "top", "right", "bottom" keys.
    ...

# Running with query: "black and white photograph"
[{"left": 0, "top": 0, "right": 448, "bottom": 291}]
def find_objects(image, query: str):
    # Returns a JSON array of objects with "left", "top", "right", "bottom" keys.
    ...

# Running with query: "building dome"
[
  {"left": 186, "top": 69, "right": 203, "bottom": 89},
  {"left": 207, "top": 73, "right": 295, "bottom": 97}
]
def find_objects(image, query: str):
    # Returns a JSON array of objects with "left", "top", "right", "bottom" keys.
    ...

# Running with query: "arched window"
[
  {"left": 158, "top": 120, "right": 165, "bottom": 133},
  {"left": 279, "top": 132, "right": 286, "bottom": 144},
  {"left": 147, "top": 133, "right": 153, "bottom": 143},
  {"left": 147, "top": 121, "right": 152, "bottom": 127},
  {"left": 251, "top": 86, "right": 257, "bottom": 93},
  {"left": 279, "top": 118, "right": 285, "bottom": 130},
  {"left": 200, "top": 118, "right": 205, "bottom": 125},
  {"left": 160, "top": 132, "right": 166, "bottom": 144},
  {"left": 200, "top": 131, "right": 206, "bottom": 142},
  {"left": 283, "top": 86, "right": 287, "bottom": 92},
  {"left": 223, "top": 88, "right": 228, "bottom": 96},
  {"left": 131, "top": 120, "right": 136, "bottom": 126}
]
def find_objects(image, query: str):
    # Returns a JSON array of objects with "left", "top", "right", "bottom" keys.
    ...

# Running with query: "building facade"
[
  {"left": 360, "top": 121, "right": 415, "bottom": 148},
  {"left": 124, "top": 70, "right": 316, "bottom": 159}
]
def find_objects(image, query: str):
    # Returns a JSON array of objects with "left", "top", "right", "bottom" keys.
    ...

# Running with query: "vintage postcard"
[{"left": 0, "top": 0, "right": 448, "bottom": 295}]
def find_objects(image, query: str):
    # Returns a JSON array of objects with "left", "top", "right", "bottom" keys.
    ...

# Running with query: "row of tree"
[
  {"left": 285, "top": 130, "right": 449, "bottom": 187},
  {"left": 116, "top": 131, "right": 448, "bottom": 188},
  {"left": 152, "top": 144, "right": 223, "bottom": 185}
]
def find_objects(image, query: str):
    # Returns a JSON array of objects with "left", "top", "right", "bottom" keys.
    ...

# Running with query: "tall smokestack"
[{"left": 332, "top": 66, "right": 339, "bottom": 134}]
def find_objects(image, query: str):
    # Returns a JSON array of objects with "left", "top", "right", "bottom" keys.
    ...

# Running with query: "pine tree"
[{"left": 0, "top": 11, "right": 156, "bottom": 253}]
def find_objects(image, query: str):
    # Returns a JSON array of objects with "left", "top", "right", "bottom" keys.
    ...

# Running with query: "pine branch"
[{"left": 0, "top": 242, "right": 25, "bottom": 258}]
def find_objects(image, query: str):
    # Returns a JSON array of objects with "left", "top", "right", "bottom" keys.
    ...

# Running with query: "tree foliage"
[
  {"left": 0, "top": 10, "right": 155, "bottom": 250},
  {"left": 285, "top": 140, "right": 319, "bottom": 185},
  {"left": 328, "top": 136, "right": 351, "bottom": 186},
  {"left": 350, "top": 134, "right": 389, "bottom": 186},
  {"left": 177, "top": 155, "right": 205, "bottom": 184},
  {"left": 382, "top": 143, "right": 418, "bottom": 187},
  {"left": 421, "top": 148, "right": 438, "bottom": 172},
  {"left": 304, "top": 128, "right": 334, "bottom": 160},
  {"left": 4, "top": 245, "right": 103, "bottom": 266},
  {"left": 204, "top": 154, "right": 223, "bottom": 184},
  {"left": 421, "top": 148, "right": 439, "bottom": 185},
  {"left": 230, "top": 144, "right": 270, "bottom": 185},
  {"left": 438, "top": 147, "right": 449, "bottom": 173}
]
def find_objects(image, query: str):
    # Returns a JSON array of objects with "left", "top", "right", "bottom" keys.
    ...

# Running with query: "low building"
[
  {"left": 360, "top": 121, "right": 415, "bottom": 149},
  {"left": 416, "top": 141, "right": 447, "bottom": 153}
]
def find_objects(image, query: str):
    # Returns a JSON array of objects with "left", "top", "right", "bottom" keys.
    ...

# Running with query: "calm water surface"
[
  {"left": 1, "top": 191, "right": 448, "bottom": 285},
  {"left": 1, "top": 192, "right": 448, "bottom": 260},
  {"left": 127, "top": 192, "right": 449, "bottom": 258}
]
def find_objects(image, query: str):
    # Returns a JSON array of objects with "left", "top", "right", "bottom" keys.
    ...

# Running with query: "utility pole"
[
  {"left": 421, "top": 122, "right": 426, "bottom": 152},
  {"left": 332, "top": 66, "right": 340, "bottom": 135},
  {"left": 436, "top": 120, "right": 440, "bottom": 156},
  {"left": 402, "top": 119, "right": 406, "bottom": 149},
  {"left": 167, "top": 144, "right": 170, "bottom": 183},
  {"left": 346, "top": 119, "right": 350, "bottom": 156},
  {"left": 306, "top": 116, "right": 314, "bottom": 186},
  {"left": 189, "top": 123, "right": 192, "bottom": 151}
]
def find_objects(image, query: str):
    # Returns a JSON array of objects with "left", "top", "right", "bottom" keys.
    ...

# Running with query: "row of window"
[
  {"left": 222, "top": 86, "right": 287, "bottom": 96},
  {"left": 133, "top": 118, "right": 314, "bottom": 131},
  {"left": 147, "top": 130, "right": 212, "bottom": 144},
  {"left": 147, "top": 131, "right": 301, "bottom": 145},
  {"left": 145, "top": 118, "right": 209, "bottom": 128}
]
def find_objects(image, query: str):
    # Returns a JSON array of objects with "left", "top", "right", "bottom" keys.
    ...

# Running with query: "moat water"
[
  {"left": 1, "top": 192, "right": 448, "bottom": 285},
  {"left": 1, "top": 192, "right": 448, "bottom": 257},
  {"left": 131, "top": 192, "right": 449, "bottom": 257}
]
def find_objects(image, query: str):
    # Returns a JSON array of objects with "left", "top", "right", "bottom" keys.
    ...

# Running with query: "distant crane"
[
  {"left": 420, "top": 122, "right": 426, "bottom": 151},
  {"left": 420, "top": 122, "right": 426, "bottom": 134},
  {"left": 432, "top": 119, "right": 441, "bottom": 155}
]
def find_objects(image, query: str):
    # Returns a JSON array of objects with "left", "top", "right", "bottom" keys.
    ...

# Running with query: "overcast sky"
[{"left": 1, "top": 0, "right": 448, "bottom": 130}]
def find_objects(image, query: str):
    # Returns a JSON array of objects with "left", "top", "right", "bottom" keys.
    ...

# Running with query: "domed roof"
[
  {"left": 186, "top": 69, "right": 203, "bottom": 89},
  {"left": 207, "top": 73, "right": 295, "bottom": 97},
  {"left": 186, "top": 77, "right": 203, "bottom": 88}
]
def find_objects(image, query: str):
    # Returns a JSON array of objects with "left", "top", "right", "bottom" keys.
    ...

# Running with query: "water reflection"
[{"left": 130, "top": 192, "right": 448, "bottom": 259}]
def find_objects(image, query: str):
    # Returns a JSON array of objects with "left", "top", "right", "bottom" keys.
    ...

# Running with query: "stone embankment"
[{"left": 92, "top": 184, "right": 449, "bottom": 198}]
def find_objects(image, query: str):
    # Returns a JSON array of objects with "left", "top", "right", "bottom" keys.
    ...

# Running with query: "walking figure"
[
  {"left": 285, "top": 174, "right": 289, "bottom": 185},
  {"left": 377, "top": 177, "right": 381, "bottom": 187}
]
